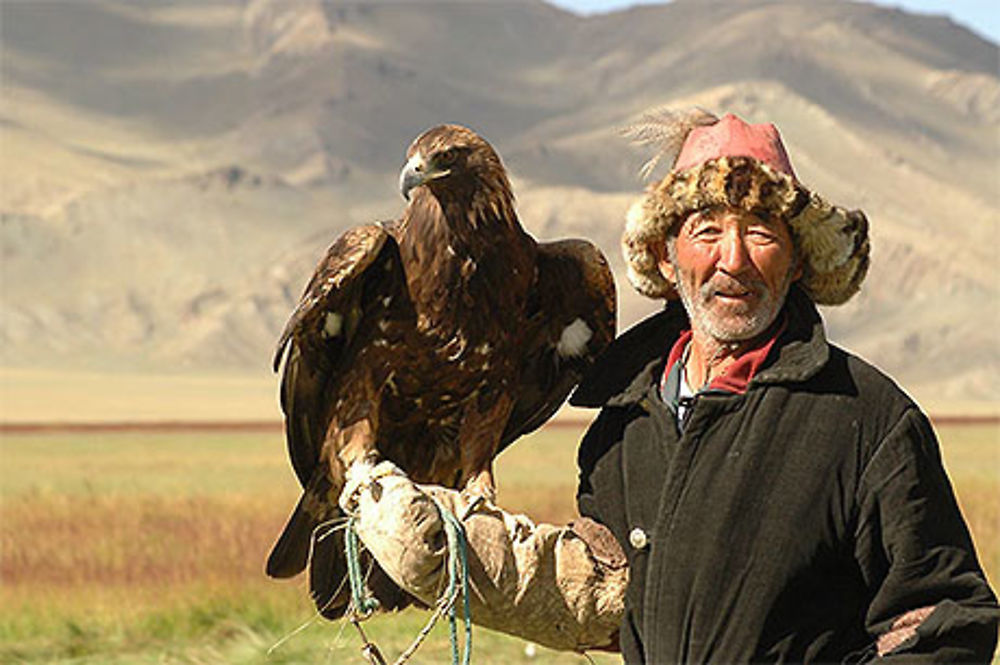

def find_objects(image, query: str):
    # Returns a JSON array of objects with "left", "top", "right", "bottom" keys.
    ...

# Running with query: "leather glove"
[{"left": 339, "top": 460, "right": 626, "bottom": 653}]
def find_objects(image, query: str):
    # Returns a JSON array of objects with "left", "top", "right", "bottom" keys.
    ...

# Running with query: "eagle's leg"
[
  {"left": 463, "top": 465, "right": 497, "bottom": 504},
  {"left": 330, "top": 417, "right": 381, "bottom": 501},
  {"left": 456, "top": 393, "right": 513, "bottom": 514}
]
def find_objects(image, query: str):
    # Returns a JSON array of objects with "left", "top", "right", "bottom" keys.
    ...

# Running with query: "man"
[{"left": 340, "top": 113, "right": 998, "bottom": 661}]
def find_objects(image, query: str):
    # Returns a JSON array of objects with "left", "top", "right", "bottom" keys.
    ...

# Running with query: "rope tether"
[{"left": 344, "top": 493, "right": 473, "bottom": 665}]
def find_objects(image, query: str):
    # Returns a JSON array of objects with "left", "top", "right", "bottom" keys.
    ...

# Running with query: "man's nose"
[{"left": 716, "top": 229, "right": 751, "bottom": 275}]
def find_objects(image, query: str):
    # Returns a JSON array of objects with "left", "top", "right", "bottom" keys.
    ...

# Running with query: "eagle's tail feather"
[
  {"left": 267, "top": 475, "right": 415, "bottom": 619},
  {"left": 265, "top": 475, "right": 336, "bottom": 579},
  {"left": 309, "top": 521, "right": 353, "bottom": 618},
  {"left": 309, "top": 519, "right": 416, "bottom": 619}
]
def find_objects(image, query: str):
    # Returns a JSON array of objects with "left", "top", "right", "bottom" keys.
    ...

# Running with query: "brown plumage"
[{"left": 265, "top": 124, "right": 616, "bottom": 618}]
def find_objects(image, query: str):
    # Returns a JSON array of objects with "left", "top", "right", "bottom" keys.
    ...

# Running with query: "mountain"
[{"left": 1, "top": 0, "right": 997, "bottom": 408}]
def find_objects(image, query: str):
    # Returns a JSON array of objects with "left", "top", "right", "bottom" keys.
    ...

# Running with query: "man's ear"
[
  {"left": 791, "top": 252, "right": 804, "bottom": 282},
  {"left": 656, "top": 242, "right": 676, "bottom": 284},
  {"left": 658, "top": 257, "right": 676, "bottom": 284}
]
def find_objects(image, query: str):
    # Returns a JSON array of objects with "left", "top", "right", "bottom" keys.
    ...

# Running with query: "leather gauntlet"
[{"left": 340, "top": 461, "right": 626, "bottom": 653}]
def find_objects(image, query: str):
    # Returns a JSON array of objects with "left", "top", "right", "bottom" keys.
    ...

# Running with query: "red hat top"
[{"left": 673, "top": 113, "right": 796, "bottom": 179}]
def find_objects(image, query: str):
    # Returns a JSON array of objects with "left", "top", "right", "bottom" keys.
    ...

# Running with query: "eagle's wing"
[
  {"left": 274, "top": 222, "right": 398, "bottom": 487},
  {"left": 498, "top": 239, "right": 616, "bottom": 452}
]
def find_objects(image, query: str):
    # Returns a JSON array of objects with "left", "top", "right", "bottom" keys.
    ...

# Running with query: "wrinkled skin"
[{"left": 658, "top": 205, "right": 800, "bottom": 387}]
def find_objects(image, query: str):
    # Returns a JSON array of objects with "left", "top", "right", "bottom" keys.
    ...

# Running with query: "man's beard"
[{"left": 670, "top": 246, "right": 796, "bottom": 343}]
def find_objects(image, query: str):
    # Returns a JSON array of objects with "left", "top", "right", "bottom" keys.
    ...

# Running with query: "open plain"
[{"left": 2, "top": 420, "right": 997, "bottom": 664}]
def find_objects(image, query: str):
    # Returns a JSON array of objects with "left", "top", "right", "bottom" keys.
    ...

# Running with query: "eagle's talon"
[
  {"left": 458, "top": 473, "right": 496, "bottom": 520},
  {"left": 340, "top": 458, "right": 378, "bottom": 514},
  {"left": 459, "top": 493, "right": 488, "bottom": 521}
]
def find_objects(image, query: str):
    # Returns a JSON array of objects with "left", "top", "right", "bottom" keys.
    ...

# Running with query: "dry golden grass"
[
  {"left": 1, "top": 493, "right": 284, "bottom": 588},
  {"left": 0, "top": 426, "right": 616, "bottom": 663},
  {"left": 0, "top": 427, "right": 584, "bottom": 605},
  {"left": 0, "top": 421, "right": 995, "bottom": 663},
  {"left": 0, "top": 368, "right": 280, "bottom": 424},
  {"left": 956, "top": 482, "right": 1000, "bottom": 593},
  {"left": 939, "top": 424, "right": 1000, "bottom": 592}
]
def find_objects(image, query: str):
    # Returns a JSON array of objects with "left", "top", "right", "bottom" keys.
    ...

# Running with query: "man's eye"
[
  {"left": 747, "top": 227, "right": 777, "bottom": 243},
  {"left": 692, "top": 225, "right": 722, "bottom": 238}
]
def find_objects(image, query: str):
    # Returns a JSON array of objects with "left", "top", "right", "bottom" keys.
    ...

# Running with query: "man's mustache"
[{"left": 699, "top": 274, "right": 768, "bottom": 301}]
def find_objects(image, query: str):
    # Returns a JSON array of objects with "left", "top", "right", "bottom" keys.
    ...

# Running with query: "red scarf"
[{"left": 663, "top": 321, "right": 785, "bottom": 395}]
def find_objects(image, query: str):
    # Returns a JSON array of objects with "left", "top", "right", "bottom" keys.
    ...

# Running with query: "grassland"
[
  {"left": 0, "top": 368, "right": 280, "bottom": 424},
  {"left": 0, "top": 425, "right": 617, "bottom": 664},
  {"left": 1, "top": 422, "right": 997, "bottom": 663}
]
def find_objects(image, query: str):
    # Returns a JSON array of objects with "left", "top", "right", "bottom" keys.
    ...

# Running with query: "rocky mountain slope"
[{"left": 2, "top": 0, "right": 997, "bottom": 403}]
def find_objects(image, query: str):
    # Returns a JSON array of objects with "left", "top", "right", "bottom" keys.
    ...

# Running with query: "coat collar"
[{"left": 569, "top": 285, "right": 830, "bottom": 408}]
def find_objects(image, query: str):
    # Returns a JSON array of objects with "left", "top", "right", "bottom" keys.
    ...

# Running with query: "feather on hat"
[{"left": 621, "top": 110, "right": 869, "bottom": 306}]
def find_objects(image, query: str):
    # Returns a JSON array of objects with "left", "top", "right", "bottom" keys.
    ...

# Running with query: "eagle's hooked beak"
[{"left": 399, "top": 152, "right": 450, "bottom": 201}]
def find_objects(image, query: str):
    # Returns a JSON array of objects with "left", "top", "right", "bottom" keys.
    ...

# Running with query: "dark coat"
[{"left": 570, "top": 287, "right": 998, "bottom": 663}]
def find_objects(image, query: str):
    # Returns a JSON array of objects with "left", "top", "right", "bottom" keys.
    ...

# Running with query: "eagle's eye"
[{"left": 436, "top": 148, "right": 459, "bottom": 166}]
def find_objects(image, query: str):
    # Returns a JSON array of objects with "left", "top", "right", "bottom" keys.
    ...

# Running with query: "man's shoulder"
[
  {"left": 813, "top": 343, "right": 925, "bottom": 436},
  {"left": 830, "top": 344, "right": 914, "bottom": 403},
  {"left": 571, "top": 305, "right": 688, "bottom": 408}
]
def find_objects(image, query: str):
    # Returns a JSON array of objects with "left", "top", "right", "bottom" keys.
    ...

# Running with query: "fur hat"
[{"left": 622, "top": 110, "right": 869, "bottom": 306}]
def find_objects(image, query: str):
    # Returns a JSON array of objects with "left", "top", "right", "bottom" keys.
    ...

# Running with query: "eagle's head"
[{"left": 399, "top": 124, "right": 513, "bottom": 206}]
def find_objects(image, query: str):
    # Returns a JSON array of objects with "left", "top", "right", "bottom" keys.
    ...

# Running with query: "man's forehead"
[{"left": 680, "top": 206, "right": 789, "bottom": 231}]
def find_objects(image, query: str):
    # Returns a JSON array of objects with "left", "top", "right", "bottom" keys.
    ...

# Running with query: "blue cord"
[
  {"left": 433, "top": 496, "right": 473, "bottom": 665},
  {"left": 345, "top": 494, "right": 472, "bottom": 664},
  {"left": 345, "top": 515, "right": 380, "bottom": 617}
]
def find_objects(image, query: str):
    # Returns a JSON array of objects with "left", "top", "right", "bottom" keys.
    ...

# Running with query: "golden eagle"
[{"left": 266, "top": 124, "right": 616, "bottom": 617}]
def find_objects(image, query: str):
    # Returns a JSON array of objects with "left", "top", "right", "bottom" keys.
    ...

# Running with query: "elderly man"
[{"left": 339, "top": 112, "right": 997, "bottom": 662}]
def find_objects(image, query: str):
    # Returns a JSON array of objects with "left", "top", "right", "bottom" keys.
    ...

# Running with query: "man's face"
[{"left": 659, "top": 206, "right": 800, "bottom": 343}]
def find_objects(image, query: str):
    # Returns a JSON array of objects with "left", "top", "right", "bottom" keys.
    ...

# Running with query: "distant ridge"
[{"left": 1, "top": 0, "right": 997, "bottom": 405}]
